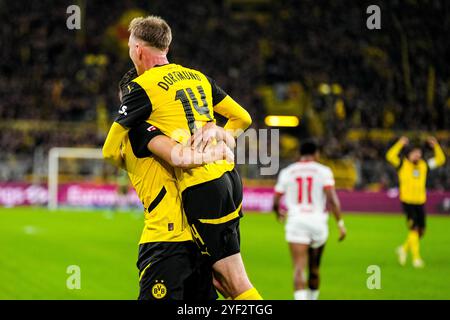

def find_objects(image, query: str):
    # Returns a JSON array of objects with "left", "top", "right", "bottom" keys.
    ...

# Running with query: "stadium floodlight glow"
[
  {"left": 48, "top": 147, "right": 103, "bottom": 210},
  {"left": 264, "top": 115, "right": 299, "bottom": 127}
]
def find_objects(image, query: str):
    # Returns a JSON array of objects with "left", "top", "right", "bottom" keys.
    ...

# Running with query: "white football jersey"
[{"left": 275, "top": 161, "right": 335, "bottom": 217}]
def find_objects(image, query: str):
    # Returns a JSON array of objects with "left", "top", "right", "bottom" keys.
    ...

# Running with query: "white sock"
[
  {"left": 294, "top": 289, "right": 308, "bottom": 300},
  {"left": 309, "top": 289, "right": 320, "bottom": 300}
]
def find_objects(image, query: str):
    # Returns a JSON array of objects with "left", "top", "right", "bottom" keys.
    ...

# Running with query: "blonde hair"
[{"left": 128, "top": 16, "right": 172, "bottom": 50}]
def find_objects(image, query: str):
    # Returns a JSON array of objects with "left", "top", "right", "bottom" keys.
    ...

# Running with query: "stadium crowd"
[{"left": 0, "top": 0, "right": 448, "bottom": 189}]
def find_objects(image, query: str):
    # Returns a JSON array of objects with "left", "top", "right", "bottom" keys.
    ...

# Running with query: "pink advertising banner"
[
  {"left": 0, "top": 183, "right": 449, "bottom": 214},
  {"left": 0, "top": 183, "right": 48, "bottom": 207},
  {"left": 243, "top": 187, "right": 450, "bottom": 214},
  {"left": 58, "top": 183, "right": 140, "bottom": 207}
]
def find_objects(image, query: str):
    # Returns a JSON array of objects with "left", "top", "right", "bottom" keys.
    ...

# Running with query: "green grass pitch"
[{"left": 1, "top": 207, "right": 449, "bottom": 300}]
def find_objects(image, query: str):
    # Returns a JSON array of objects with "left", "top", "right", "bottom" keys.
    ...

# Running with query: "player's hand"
[
  {"left": 427, "top": 136, "right": 438, "bottom": 147},
  {"left": 222, "top": 142, "right": 235, "bottom": 163},
  {"left": 338, "top": 226, "right": 347, "bottom": 242},
  {"left": 189, "top": 122, "right": 217, "bottom": 151},
  {"left": 399, "top": 136, "right": 409, "bottom": 145},
  {"left": 189, "top": 123, "right": 236, "bottom": 152},
  {"left": 204, "top": 140, "right": 234, "bottom": 163}
]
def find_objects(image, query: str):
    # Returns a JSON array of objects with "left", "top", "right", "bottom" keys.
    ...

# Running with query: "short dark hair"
[
  {"left": 405, "top": 139, "right": 422, "bottom": 155},
  {"left": 118, "top": 68, "right": 138, "bottom": 98},
  {"left": 300, "top": 140, "right": 318, "bottom": 156}
]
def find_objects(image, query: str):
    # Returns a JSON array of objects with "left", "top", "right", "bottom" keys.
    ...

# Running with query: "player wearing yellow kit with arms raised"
[
  {"left": 386, "top": 136, "right": 446, "bottom": 268},
  {"left": 103, "top": 16, "right": 261, "bottom": 300}
]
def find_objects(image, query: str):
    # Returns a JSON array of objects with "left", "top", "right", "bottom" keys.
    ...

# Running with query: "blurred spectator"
[{"left": 0, "top": 0, "right": 448, "bottom": 189}]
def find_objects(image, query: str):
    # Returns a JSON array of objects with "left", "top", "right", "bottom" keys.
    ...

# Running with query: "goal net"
[{"left": 47, "top": 147, "right": 140, "bottom": 210}]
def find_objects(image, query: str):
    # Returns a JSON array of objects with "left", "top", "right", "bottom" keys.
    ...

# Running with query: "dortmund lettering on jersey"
[
  {"left": 122, "top": 123, "right": 192, "bottom": 244},
  {"left": 116, "top": 63, "right": 234, "bottom": 192}
]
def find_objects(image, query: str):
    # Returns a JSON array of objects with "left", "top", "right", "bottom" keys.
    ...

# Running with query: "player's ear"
[{"left": 135, "top": 43, "right": 142, "bottom": 60}]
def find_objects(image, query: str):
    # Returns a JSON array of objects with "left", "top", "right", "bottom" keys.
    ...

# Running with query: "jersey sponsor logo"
[
  {"left": 151, "top": 280, "right": 167, "bottom": 299},
  {"left": 147, "top": 125, "right": 158, "bottom": 132},
  {"left": 118, "top": 105, "right": 128, "bottom": 116}
]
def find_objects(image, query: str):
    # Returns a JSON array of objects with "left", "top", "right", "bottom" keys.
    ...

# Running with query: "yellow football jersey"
[
  {"left": 397, "top": 159, "right": 428, "bottom": 205},
  {"left": 121, "top": 132, "right": 192, "bottom": 244},
  {"left": 116, "top": 63, "right": 250, "bottom": 192},
  {"left": 386, "top": 140, "right": 446, "bottom": 205}
]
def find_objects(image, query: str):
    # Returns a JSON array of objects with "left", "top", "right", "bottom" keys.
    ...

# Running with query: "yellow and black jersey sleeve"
[
  {"left": 206, "top": 75, "right": 252, "bottom": 134},
  {"left": 102, "top": 122, "right": 128, "bottom": 168},
  {"left": 128, "top": 122, "right": 165, "bottom": 158},
  {"left": 205, "top": 75, "right": 227, "bottom": 106},
  {"left": 386, "top": 140, "right": 404, "bottom": 168},
  {"left": 115, "top": 81, "right": 152, "bottom": 129}
]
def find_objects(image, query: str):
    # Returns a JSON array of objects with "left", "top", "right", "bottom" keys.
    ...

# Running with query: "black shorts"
[
  {"left": 137, "top": 241, "right": 217, "bottom": 301},
  {"left": 402, "top": 202, "right": 426, "bottom": 229},
  {"left": 182, "top": 168, "right": 243, "bottom": 265}
]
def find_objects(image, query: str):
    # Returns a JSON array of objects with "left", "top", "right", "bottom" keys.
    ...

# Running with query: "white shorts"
[{"left": 285, "top": 216, "right": 329, "bottom": 248}]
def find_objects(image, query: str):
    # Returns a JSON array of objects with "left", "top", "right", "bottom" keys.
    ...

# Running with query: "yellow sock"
[
  {"left": 402, "top": 230, "right": 414, "bottom": 251},
  {"left": 234, "top": 287, "right": 263, "bottom": 300},
  {"left": 402, "top": 237, "right": 410, "bottom": 252},
  {"left": 409, "top": 230, "right": 421, "bottom": 260}
]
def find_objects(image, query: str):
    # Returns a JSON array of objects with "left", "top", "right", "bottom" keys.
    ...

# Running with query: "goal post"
[{"left": 48, "top": 147, "right": 104, "bottom": 210}]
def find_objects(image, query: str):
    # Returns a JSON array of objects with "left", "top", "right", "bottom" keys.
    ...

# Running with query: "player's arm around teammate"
[
  {"left": 104, "top": 121, "right": 234, "bottom": 169},
  {"left": 103, "top": 68, "right": 235, "bottom": 170},
  {"left": 108, "top": 69, "right": 238, "bottom": 301},
  {"left": 130, "top": 119, "right": 257, "bottom": 300},
  {"left": 112, "top": 67, "right": 253, "bottom": 300},
  {"left": 129, "top": 121, "right": 236, "bottom": 169},
  {"left": 110, "top": 16, "right": 260, "bottom": 300}
]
